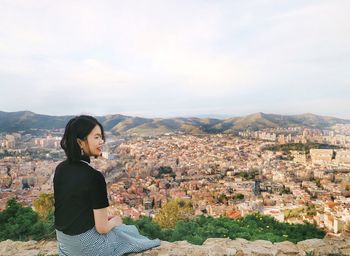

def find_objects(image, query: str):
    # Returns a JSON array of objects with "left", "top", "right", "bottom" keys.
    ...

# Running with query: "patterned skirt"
[{"left": 56, "top": 224, "right": 161, "bottom": 256}]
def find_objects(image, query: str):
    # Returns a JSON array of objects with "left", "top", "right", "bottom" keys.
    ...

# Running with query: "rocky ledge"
[{"left": 2, "top": 236, "right": 350, "bottom": 256}]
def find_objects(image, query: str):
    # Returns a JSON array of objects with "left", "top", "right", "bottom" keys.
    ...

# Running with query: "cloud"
[{"left": 0, "top": 0, "right": 349, "bottom": 118}]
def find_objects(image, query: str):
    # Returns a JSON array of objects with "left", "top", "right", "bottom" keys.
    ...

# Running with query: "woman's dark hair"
[{"left": 60, "top": 115, "right": 105, "bottom": 162}]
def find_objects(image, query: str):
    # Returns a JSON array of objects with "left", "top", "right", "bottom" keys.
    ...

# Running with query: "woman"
[{"left": 54, "top": 115, "right": 160, "bottom": 256}]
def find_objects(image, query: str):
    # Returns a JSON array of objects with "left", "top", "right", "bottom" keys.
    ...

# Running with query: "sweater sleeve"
[{"left": 89, "top": 171, "right": 109, "bottom": 209}]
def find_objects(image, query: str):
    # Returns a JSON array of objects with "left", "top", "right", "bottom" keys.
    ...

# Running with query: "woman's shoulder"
[
  {"left": 78, "top": 161, "right": 106, "bottom": 180},
  {"left": 55, "top": 159, "right": 83, "bottom": 170},
  {"left": 90, "top": 167, "right": 106, "bottom": 181},
  {"left": 54, "top": 159, "right": 97, "bottom": 176},
  {"left": 54, "top": 160, "right": 68, "bottom": 174}
]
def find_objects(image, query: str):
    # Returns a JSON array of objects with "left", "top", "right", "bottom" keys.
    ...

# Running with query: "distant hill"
[
  {"left": 222, "top": 112, "right": 350, "bottom": 132},
  {"left": 0, "top": 111, "right": 130, "bottom": 133},
  {"left": 0, "top": 110, "right": 349, "bottom": 135},
  {"left": 0, "top": 111, "right": 73, "bottom": 132}
]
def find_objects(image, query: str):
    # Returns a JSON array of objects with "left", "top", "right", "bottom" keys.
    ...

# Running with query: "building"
[
  {"left": 310, "top": 149, "right": 334, "bottom": 165},
  {"left": 335, "top": 150, "right": 350, "bottom": 166},
  {"left": 291, "top": 150, "right": 307, "bottom": 164}
]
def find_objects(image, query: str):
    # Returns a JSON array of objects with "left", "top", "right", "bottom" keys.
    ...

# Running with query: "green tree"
[
  {"left": 218, "top": 193, "right": 228, "bottom": 203},
  {"left": 154, "top": 199, "right": 194, "bottom": 228},
  {"left": 315, "top": 179, "right": 322, "bottom": 188},
  {"left": 158, "top": 166, "right": 173, "bottom": 175},
  {"left": 0, "top": 198, "right": 55, "bottom": 241},
  {"left": 126, "top": 212, "right": 325, "bottom": 245},
  {"left": 234, "top": 193, "right": 245, "bottom": 200},
  {"left": 123, "top": 216, "right": 162, "bottom": 239},
  {"left": 33, "top": 193, "right": 54, "bottom": 219}
]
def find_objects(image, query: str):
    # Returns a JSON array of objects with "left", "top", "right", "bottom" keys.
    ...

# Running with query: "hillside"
[
  {"left": 0, "top": 110, "right": 349, "bottom": 135},
  {"left": 0, "top": 111, "right": 72, "bottom": 132}
]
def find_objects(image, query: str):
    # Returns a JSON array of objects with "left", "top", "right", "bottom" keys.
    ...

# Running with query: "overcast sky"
[{"left": 0, "top": 0, "right": 349, "bottom": 119}]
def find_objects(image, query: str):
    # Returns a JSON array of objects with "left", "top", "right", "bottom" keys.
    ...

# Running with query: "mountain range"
[{"left": 1, "top": 111, "right": 349, "bottom": 135}]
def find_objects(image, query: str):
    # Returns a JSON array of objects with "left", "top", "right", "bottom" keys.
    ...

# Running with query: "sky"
[{"left": 0, "top": 0, "right": 349, "bottom": 119}]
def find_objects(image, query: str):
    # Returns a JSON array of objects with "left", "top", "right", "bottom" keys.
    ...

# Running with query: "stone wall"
[{"left": 1, "top": 235, "right": 350, "bottom": 256}]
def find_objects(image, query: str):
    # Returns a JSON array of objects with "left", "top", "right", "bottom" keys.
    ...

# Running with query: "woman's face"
[{"left": 79, "top": 125, "right": 104, "bottom": 157}]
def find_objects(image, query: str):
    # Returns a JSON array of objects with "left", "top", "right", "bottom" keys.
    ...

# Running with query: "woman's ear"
[{"left": 77, "top": 138, "right": 84, "bottom": 148}]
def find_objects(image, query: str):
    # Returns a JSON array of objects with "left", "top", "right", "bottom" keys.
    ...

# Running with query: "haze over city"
[{"left": 0, "top": 0, "right": 349, "bottom": 119}]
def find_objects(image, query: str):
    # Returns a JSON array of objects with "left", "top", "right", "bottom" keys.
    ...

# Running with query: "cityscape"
[
  {"left": 1, "top": 112, "right": 350, "bottom": 236},
  {"left": 0, "top": 1, "right": 349, "bottom": 254}
]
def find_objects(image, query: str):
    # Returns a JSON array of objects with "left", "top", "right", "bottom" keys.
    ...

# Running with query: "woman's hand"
[
  {"left": 109, "top": 215, "right": 123, "bottom": 228},
  {"left": 94, "top": 208, "right": 123, "bottom": 234}
]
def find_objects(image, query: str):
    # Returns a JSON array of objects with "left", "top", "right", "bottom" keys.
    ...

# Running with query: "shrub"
[{"left": 0, "top": 198, "right": 55, "bottom": 241}]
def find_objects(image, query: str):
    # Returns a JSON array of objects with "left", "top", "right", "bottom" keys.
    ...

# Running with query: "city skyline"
[{"left": 0, "top": 1, "right": 349, "bottom": 119}]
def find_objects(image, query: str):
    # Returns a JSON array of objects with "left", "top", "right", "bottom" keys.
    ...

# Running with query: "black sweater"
[{"left": 53, "top": 155, "right": 109, "bottom": 235}]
